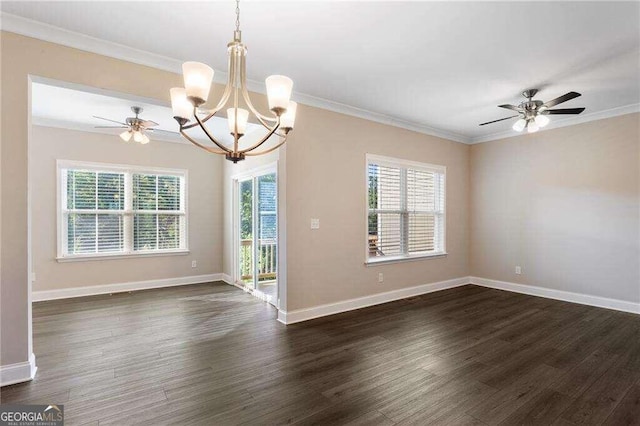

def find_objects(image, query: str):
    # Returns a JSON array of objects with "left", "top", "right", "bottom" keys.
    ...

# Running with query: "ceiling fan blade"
[
  {"left": 544, "top": 108, "right": 586, "bottom": 115},
  {"left": 140, "top": 120, "right": 159, "bottom": 127},
  {"left": 147, "top": 128, "right": 178, "bottom": 134},
  {"left": 498, "top": 104, "right": 521, "bottom": 112},
  {"left": 93, "top": 116, "right": 127, "bottom": 125},
  {"left": 479, "top": 115, "right": 519, "bottom": 126},
  {"left": 543, "top": 92, "right": 581, "bottom": 108},
  {"left": 94, "top": 125, "right": 129, "bottom": 129}
]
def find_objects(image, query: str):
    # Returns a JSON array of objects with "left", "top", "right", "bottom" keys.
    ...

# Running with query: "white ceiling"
[{"left": 4, "top": 1, "right": 640, "bottom": 143}]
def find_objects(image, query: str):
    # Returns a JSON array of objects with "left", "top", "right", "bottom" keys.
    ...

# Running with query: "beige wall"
[
  {"left": 1, "top": 32, "right": 186, "bottom": 366},
  {"left": 284, "top": 105, "right": 471, "bottom": 310},
  {"left": 30, "top": 126, "right": 222, "bottom": 291},
  {"left": 470, "top": 113, "right": 640, "bottom": 303},
  {"left": 220, "top": 106, "right": 473, "bottom": 313}
]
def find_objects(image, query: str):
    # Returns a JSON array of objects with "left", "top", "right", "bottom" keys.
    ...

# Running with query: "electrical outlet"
[
  {"left": 310, "top": 218, "right": 320, "bottom": 230},
  {"left": 515, "top": 266, "right": 522, "bottom": 275},
  {"left": 378, "top": 273, "right": 384, "bottom": 283},
  {"left": 192, "top": 260, "right": 197, "bottom": 268},
  {"left": 31, "top": 272, "right": 36, "bottom": 282}
]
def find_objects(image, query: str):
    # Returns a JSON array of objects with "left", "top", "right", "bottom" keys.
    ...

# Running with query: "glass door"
[
  {"left": 256, "top": 173, "right": 277, "bottom": 301},
  {"left": 236, "top": 170, "right": 277, "bottom": 305}
]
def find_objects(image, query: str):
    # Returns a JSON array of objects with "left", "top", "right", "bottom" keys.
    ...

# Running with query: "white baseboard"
[
  {"left": 470, "top": 276, "right": 640, "bottom": 315},
  {"left": 31, "top": 273, "right": 640, "bottom": 318},
  {"left": 277, "top": 276, "right": 470, "bottom": 324},
  {"left": 32, "top": 273, "right": 224, "bottom": 301},
  {"left": 1, "top": 353, "right": 37, "bottom": 387}
]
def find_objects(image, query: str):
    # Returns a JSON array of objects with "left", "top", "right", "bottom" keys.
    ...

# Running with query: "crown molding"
[
  {"left": 1, "top": 12, "right": 184, "bottom": 73},
  {"left": 470, "top": 103, "right": 640, "bottom": 144},
  {"left": 1, "top": 12, "right": 471, "bottom": 144},
  {"left": 290, "top": 91, "right": 470, "bottom": 143}
]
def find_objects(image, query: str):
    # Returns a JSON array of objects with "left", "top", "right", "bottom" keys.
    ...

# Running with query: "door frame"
[{"left": 231, "top": 162, "right": 278, "bottom": 307}]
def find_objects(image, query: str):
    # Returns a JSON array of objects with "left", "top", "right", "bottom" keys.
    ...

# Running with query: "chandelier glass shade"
[{"left": 170, "top": 0, "right": 296, "bottom": 163}]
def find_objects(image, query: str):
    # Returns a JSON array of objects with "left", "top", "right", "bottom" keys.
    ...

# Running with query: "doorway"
[{"left": 234, "top": 165, "right": 278, "bottom": 306}]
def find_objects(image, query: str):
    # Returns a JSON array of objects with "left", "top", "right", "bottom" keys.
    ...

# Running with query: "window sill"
[
  {"left": 365, "top": 252, "right": 447, "bottom": 266},
  {"left": 56, "top": 249, "right": 190, "bottom": 263}
]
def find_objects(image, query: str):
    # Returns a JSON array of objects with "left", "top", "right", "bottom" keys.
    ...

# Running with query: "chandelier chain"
[{"left": 235, "top": 0, "right": 240, "bottom": 32}]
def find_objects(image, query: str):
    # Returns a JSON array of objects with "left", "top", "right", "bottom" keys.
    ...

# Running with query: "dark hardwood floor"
[{"left": 1, "top": 283, "right": 639, "bottom": 425}]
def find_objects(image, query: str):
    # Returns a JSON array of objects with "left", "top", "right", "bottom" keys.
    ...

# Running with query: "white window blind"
[
  {"left": 65, "top": 170, "right": 125, "bottom": 255},
  {"left": 59, "top": 162, "right": 187, "bottom": 259},
  {"left": 133, "top": 174, "right": 184, "bottom": 251},
  {"left": 367, "top": 155, "right": 445, "bottom": 262}
]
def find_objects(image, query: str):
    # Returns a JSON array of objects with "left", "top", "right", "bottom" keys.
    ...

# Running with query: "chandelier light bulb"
[
  {"left": 512, "top": 118, "right": 526, "bottom": 132},
  {"left": 265, "top": 75, "right": 294, "bottom": 113},
  {"left": 133, "top": 130, "right": 144, "bottom": 142},
  {"left": 140, "top": 134, "right": 150, "bottom": 144},
  {"left": 120, "top": 130, "right": 132, "bottom": 142},
  {"left": 527, "top": 120, "right": 539, "bottom": 133},
  {"left": 227, "top": 108, "right": 249, "bottom": 135},
  {"left": 182, "top": 61, "right": 214, "bottom": 105},
  {"left": 170, "top": 88, "right": 192, "bottom": 120},
  {"left": 534, "top": 114, "right": 550, "bottom": 128},
  {"left": 280, "top": 101, "right": 298, "bottom": 130}
]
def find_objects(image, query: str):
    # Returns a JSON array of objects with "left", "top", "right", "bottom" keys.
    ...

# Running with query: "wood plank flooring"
[{"left": 1, "top": 283, "right": 639, "bottom": 425}]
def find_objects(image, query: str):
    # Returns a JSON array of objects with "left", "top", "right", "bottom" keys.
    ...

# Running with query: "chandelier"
[{"left": 169, "top": 0, "right": 297, "bottom": 163}]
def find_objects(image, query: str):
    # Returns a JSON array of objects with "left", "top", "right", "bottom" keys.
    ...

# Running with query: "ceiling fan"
[
  {"left": 479, "top": 89, "right": 586, "bottom": 133},
  {"left": 93, "top": 106, "right": 174, "bottom": 144}
]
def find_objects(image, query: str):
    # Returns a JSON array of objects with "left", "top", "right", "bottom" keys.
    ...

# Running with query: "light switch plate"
[{"left": 311, "top": 218, "right": 320, "bottom": 230}]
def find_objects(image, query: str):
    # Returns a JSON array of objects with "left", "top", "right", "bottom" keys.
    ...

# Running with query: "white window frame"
[
  {"left": 365, "top": 154, "right": 447, "bottom": 265},
  {"left": 56, "top": 160, "right": 189, "bottom": 262}
]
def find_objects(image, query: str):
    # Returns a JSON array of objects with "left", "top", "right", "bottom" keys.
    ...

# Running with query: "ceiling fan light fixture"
[
  {"left": 96, "top": 106, "right": 162, "bottom": 145},
  {"left": 479, "top": 89, "right": 584, "bottom": 134},
  {"left": 133, "top": 130, "right": 144, "bottom": 143},
  {"left": 534, "top": 114, "right": 550, "bottom": 128},
  {"left": 512, "top": 118, "right": 526, "bottom": 132}
]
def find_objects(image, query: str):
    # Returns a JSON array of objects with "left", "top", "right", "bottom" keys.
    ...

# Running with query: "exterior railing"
[{"left": 240, "top": 238, "right": 277, "bottom": 282}]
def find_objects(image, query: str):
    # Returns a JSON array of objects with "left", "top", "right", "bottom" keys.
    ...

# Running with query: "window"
[
  {"left": 366, "top": 154, "right": 445, "bottom": 263},
  {"left": 58, "top": 161, "right": 187, "bottom": 260}
]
